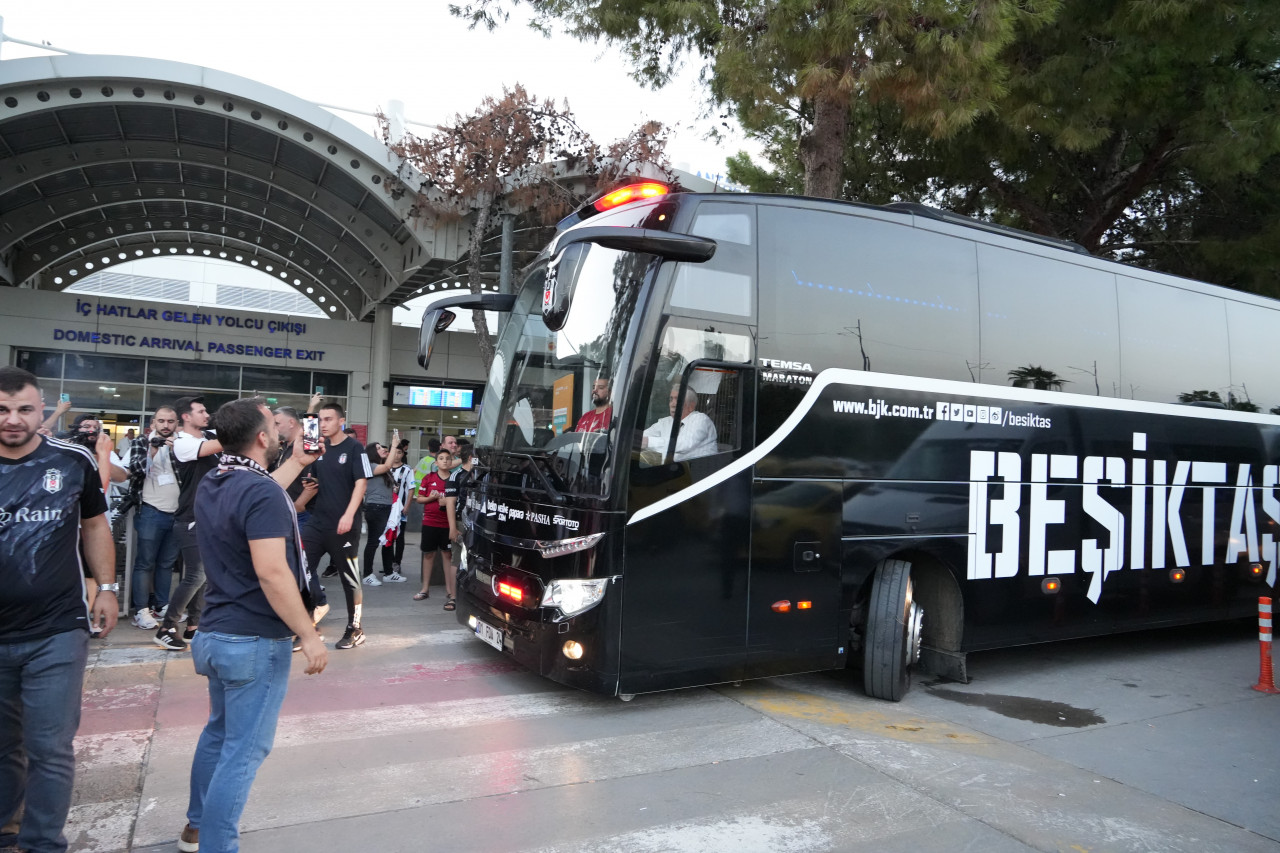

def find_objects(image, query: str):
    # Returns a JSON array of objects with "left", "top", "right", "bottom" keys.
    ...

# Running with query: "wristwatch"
[{"left": 98, "top": 583, "right": 120, "bottom": 593}]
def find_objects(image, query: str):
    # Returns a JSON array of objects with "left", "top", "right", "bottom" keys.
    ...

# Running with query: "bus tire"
[{"left": 863, "top": 559, "right": 923, "bottom": 702}]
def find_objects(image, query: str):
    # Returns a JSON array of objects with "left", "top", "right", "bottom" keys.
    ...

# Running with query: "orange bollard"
[{"left": 1253, "top": 597, "right": 1279, "bottom": 694}]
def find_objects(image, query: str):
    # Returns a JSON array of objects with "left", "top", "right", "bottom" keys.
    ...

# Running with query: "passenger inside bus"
[
  {"left": 573, "top": 376, "right": 613, "bottom": 434},
  {"left": 641, "top": 385, "right": 718, "bottom": 464}
]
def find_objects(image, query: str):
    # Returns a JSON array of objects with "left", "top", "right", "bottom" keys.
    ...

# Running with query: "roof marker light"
[{"left": 593, "top": 182, "right": 669, "bottom": 213}]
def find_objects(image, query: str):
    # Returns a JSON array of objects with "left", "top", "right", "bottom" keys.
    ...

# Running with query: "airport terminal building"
[{"left": 2, "top": 285, "right": 485, "bottom": 448}]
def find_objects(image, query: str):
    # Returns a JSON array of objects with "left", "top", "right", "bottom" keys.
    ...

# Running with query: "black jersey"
[
  {"left": 300, "top": 436, "right": 371, "bottom": 535},
  {"left": 0, "top": 436, "right": 110, "bottom": 642}
]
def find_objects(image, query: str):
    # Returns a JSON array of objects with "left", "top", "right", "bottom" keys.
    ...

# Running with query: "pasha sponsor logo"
[
  {"left": 968, "top": 432, "right": 1280, "bottom": 603},
  {"left": 0, "top": 506, "right": 65, "bottom": 528}
]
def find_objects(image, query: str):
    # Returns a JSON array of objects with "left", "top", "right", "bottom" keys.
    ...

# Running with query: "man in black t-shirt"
[
  {"left": 300, "top": 402, "right": 371, "bottom": 650},
  {"left": 0, "top": 366, "right": 117, "bottom": 853},
  {"left": 179, "top": 397, "right": 327, "bottom": 853}
]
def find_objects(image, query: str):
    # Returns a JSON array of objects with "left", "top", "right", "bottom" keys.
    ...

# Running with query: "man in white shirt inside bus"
[{"left": 642, "top": 385, "right": 718, "bottom": 462}]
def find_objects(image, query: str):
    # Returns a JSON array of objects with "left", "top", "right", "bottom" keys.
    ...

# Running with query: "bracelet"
[{"left": 98, "top": 583, "right": 120, "bottom": 593}]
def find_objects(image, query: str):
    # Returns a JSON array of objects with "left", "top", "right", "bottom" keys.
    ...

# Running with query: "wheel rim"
[{"left": 906, "top": 582, "right": 924, "bottom": 666}]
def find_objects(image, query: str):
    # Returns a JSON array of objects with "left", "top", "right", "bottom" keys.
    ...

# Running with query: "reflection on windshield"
[{"left": 476, "top": 244, "right": 650, "bottom": 497}]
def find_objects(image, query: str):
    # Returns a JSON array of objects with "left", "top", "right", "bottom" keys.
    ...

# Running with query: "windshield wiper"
[{"left": 504, "top": 451, "right": 567, "bottom": 505}]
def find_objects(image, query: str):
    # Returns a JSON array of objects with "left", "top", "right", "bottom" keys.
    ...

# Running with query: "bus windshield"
[{"left": 475, "top": 241, "right": 651, "bottom": 497}]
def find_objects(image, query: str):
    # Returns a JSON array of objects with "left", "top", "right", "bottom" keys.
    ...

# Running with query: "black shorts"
[{"left": 420, "top": 524, "right": 452, "bottom": 552}]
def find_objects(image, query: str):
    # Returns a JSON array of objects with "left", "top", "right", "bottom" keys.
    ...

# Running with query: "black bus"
[{"left": 418, "top": 184, "right": 1280, "bottom": 701}]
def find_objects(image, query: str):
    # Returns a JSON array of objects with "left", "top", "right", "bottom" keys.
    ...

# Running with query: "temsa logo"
[{"left": 759, "top": 358, "right": 814, "bottom": 372}]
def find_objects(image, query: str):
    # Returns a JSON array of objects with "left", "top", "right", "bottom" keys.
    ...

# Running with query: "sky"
[{"left": 0, "top": 0, "right": 756, "bottom": 179}]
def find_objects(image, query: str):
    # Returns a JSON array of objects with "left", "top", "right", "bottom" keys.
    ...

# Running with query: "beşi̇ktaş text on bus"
[{"left": 968, "top": 431, "right": 1279, "bottom": 603}]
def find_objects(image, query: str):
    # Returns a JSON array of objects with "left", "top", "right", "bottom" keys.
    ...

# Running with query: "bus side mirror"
[
  {"left": 416, "top": 293, "right": 517, "bottom": 369},
  {"left": 417, "top": 309, "right": 456, "bottom": 369}
]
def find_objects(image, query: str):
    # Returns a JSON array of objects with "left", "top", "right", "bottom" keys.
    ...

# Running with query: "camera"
[
  {"left": 63, "top": 429, "right": 99, "bottom": 448},
  {"left": 150, "top": 435, "right": 168, "bottom": 448}
]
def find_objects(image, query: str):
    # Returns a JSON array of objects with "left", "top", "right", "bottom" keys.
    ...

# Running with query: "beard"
[
  {"left": 592, "top": 392, "right": 609, "bottom": 408},
  {"left": 0, "top": 422, "right": 37, "bottom": 448}
]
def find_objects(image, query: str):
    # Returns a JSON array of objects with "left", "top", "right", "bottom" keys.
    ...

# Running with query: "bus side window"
[{"left": 636, "top": 320, "right": 753, "bottom": 473}]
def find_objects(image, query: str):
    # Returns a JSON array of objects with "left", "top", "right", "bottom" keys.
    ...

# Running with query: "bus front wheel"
[{"left": 863, "top": 559, "right": 923, "bottom": 702}]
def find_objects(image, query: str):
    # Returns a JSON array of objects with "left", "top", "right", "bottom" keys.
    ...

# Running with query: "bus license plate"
[{"left": 474, "top": 619, "right": 504, "bottom": 651}]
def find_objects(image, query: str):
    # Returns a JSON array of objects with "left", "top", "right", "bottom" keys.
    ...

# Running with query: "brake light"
[
  {"left": 593, "top": 182, "right": 669, "bottom": 212},
  {"left": 497, "top": 581, "right": 524, "bottom": 604}
]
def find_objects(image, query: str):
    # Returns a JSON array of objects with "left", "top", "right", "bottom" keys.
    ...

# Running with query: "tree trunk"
[
  {"left": 800, "top": 88, "right": 852, "bottom": 199},
  {"left": 468, "top": 192, "right": 496, "bottom": 375}
]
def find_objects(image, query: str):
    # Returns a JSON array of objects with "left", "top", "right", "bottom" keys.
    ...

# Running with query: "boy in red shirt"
[{"left": 413, "top": 449, "right": 457, "bottom": 610}]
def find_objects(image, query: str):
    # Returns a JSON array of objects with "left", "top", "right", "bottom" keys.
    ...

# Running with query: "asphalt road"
[{"left": 68, "top": 578, "right": 1278, "bottom": 853}]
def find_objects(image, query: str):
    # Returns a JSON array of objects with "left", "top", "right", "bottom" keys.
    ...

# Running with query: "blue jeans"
[
  {"left": 188, "top": 632, "right": 293, "bottom": 853},
  {"left": 131, "top": 503, "right": 178, "bottom": 613},
  {"left": 0, "top": 629, "right": 89, "bottom": 853}
]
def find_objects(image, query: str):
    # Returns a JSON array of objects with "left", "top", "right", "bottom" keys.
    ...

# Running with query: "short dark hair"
[
  {"left": 427, "top": 437, "right": 441, "bottom": 454},
  {"left": 456, "top": 445, "right": 473, "bottom": 463},
  {"left": 174, "top": 396, "right": 205, "bottom": 424},
  {"left": 72, "top": 413, "right": 99, "bottom": 431},
  {"left": 0, "top": 366, "right": 39, "bottom": 396},
  {"left": 154, "top": 405, "right": 176, "bottom": 417},
  {"left": 273, "top": 405, "right": 300, "bottom": 423},
  {"left": 320, "top": 401, "right": 345, "bottom": 419},
  {"left": 214, "top": 397, "right": 271, "bottom": 454}
]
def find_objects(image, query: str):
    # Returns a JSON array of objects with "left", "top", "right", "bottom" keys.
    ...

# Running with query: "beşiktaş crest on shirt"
[{"left": 43, "top": 468, "right": 63, "bottom": 494}]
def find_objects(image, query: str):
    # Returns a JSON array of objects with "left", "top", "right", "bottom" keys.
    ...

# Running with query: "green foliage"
[{"left": 732, "top": 0, "right": 1280, "bottom": 294}]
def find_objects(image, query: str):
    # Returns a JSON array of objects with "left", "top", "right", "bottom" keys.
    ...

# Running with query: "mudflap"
[{"left": 919, "top": 644, "right": 969, "bottom": 684}]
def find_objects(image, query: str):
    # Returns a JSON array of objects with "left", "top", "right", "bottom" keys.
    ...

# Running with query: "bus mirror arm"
[
  {"left": 507, "top": 451, "right": 568, "bottom": 505},
  {"left": 552, "top": 226, "right": 717, "bottom": 263}
]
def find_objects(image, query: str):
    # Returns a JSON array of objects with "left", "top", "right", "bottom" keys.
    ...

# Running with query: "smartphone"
[
  {"left": 301, "top": 414, "right": 322, "bottom": 452},
  {"left": 314, "top": 385, "right": 324, "bottom": 395},
  {"left": 59, "top": 393, "right": 70, "bottom": 403}
]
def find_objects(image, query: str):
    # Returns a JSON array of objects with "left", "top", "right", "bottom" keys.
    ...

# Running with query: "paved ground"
[{"left": 67, "top": 563, "right": 1279, "bottom": 853}]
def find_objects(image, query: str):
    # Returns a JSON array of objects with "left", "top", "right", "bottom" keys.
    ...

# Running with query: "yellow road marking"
[{"left": 731, "top": 684, "right": 988, "bottom": 745}]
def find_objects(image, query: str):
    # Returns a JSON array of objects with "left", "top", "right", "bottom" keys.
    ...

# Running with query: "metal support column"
[
  {"left": 368, "top": 303, "right": 393, "bottom": 443},
  {"left": 499, "top": 213, "right": 515, "bottom": 295}
]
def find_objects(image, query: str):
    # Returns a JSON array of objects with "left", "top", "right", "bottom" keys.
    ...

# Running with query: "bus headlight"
[{"left": 541, "top": 577, "right": 613, "bottom": 618}]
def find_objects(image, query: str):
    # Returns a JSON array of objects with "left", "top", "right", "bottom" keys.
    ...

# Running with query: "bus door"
[
  {"left": 621, "top": 320, "right": 755, "bottom": 692},
  {"left": 747, "top": 478, "right": 844, "bottom": 668}
]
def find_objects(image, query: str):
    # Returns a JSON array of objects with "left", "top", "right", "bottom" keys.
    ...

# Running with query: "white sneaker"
[
  {"left": 362, "top": 573, "right": 383, "bottom": 587},
  {"left": 132, "top": 609, "right": 158, "bottom": 630},
  {"left": 383, "top": 571, "right": 408, "bottom": 583},
  {"left": 312, "top": 602, "right": 330, "bottom": 625}
]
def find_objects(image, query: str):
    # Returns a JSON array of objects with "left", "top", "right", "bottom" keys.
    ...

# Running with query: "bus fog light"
[
  {"left": 542, "top": 577, "right": 613, "bottom": 617},
  {"left": 562, "top": 640, "right": 585, "bottom": 660}
]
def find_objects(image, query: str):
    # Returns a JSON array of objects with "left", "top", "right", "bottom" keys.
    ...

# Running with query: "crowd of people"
[{"left": 0, "top": 366, "right": 476, "bottom": 853}]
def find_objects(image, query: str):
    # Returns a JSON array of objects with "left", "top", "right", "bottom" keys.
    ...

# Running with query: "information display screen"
[{"left": 391, "top": 384, "right": 475, "bottom": 409}]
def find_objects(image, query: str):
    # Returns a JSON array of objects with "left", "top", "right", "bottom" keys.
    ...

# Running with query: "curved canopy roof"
[{"left": 0, "top": 55, "right": 451, "bottom": 320}]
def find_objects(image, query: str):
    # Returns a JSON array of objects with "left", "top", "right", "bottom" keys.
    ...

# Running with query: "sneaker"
[
  {"left": 322, "top": 566, "right": 337, "bottom": 578},
  {"left": 132, "top": 609, "right": 158, "bottom": 630},
  {"left": 312, "top": 602, "right": 330, "bottom": 625},
  {"left": 178, "top": 822, "right": 199, "bottom": 852},
  {"left": 154, "top": 627, "right": 187, "bottom": 651},
  {"left": 383, "top": 571, "right": 408, "bottom": 583},
  {"left": 362, "top": 573, "right": 383, "bottom": 587},
  {"left": 183, "top": 625, "right": 198, "bottom": 641},
  {"left": 335, "top": 625, "right": 365, "bottom": 649}
]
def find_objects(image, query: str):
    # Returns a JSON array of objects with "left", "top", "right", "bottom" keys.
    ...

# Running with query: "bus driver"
[{"left": 641, "top": 385, "right": 717, "bottom": 464}]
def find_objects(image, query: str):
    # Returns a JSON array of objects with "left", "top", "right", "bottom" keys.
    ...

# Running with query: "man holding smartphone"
[
  {"left": 300, "top": 402, "right": 372, "bottom": 650},
  {"left": 0, "top": 367, "right": 117, "bottom": 853}
]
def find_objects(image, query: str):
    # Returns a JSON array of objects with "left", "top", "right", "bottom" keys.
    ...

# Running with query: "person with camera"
[
  {"left": 360, "top": 435, "right": 408, "bottom": 586},
  {"left": 124, "top": 407, "right": 180, "bottom": 630},
  {"left": 0, "top": 367, "right": 117, "bottom": 853}
]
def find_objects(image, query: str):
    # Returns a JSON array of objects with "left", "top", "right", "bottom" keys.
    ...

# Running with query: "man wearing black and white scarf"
[{"left": 174, "top": 397, "right": 325, "bottom": 853}]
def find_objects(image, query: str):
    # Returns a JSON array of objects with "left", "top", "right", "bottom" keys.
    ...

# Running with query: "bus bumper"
[{"left": 454, "top": 579, "right": 623, "bottom": 696}]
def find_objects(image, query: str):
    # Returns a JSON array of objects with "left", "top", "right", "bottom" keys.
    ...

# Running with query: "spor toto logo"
[{"left": 0, "top": 506, "right": 65, "bottom": 527}]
